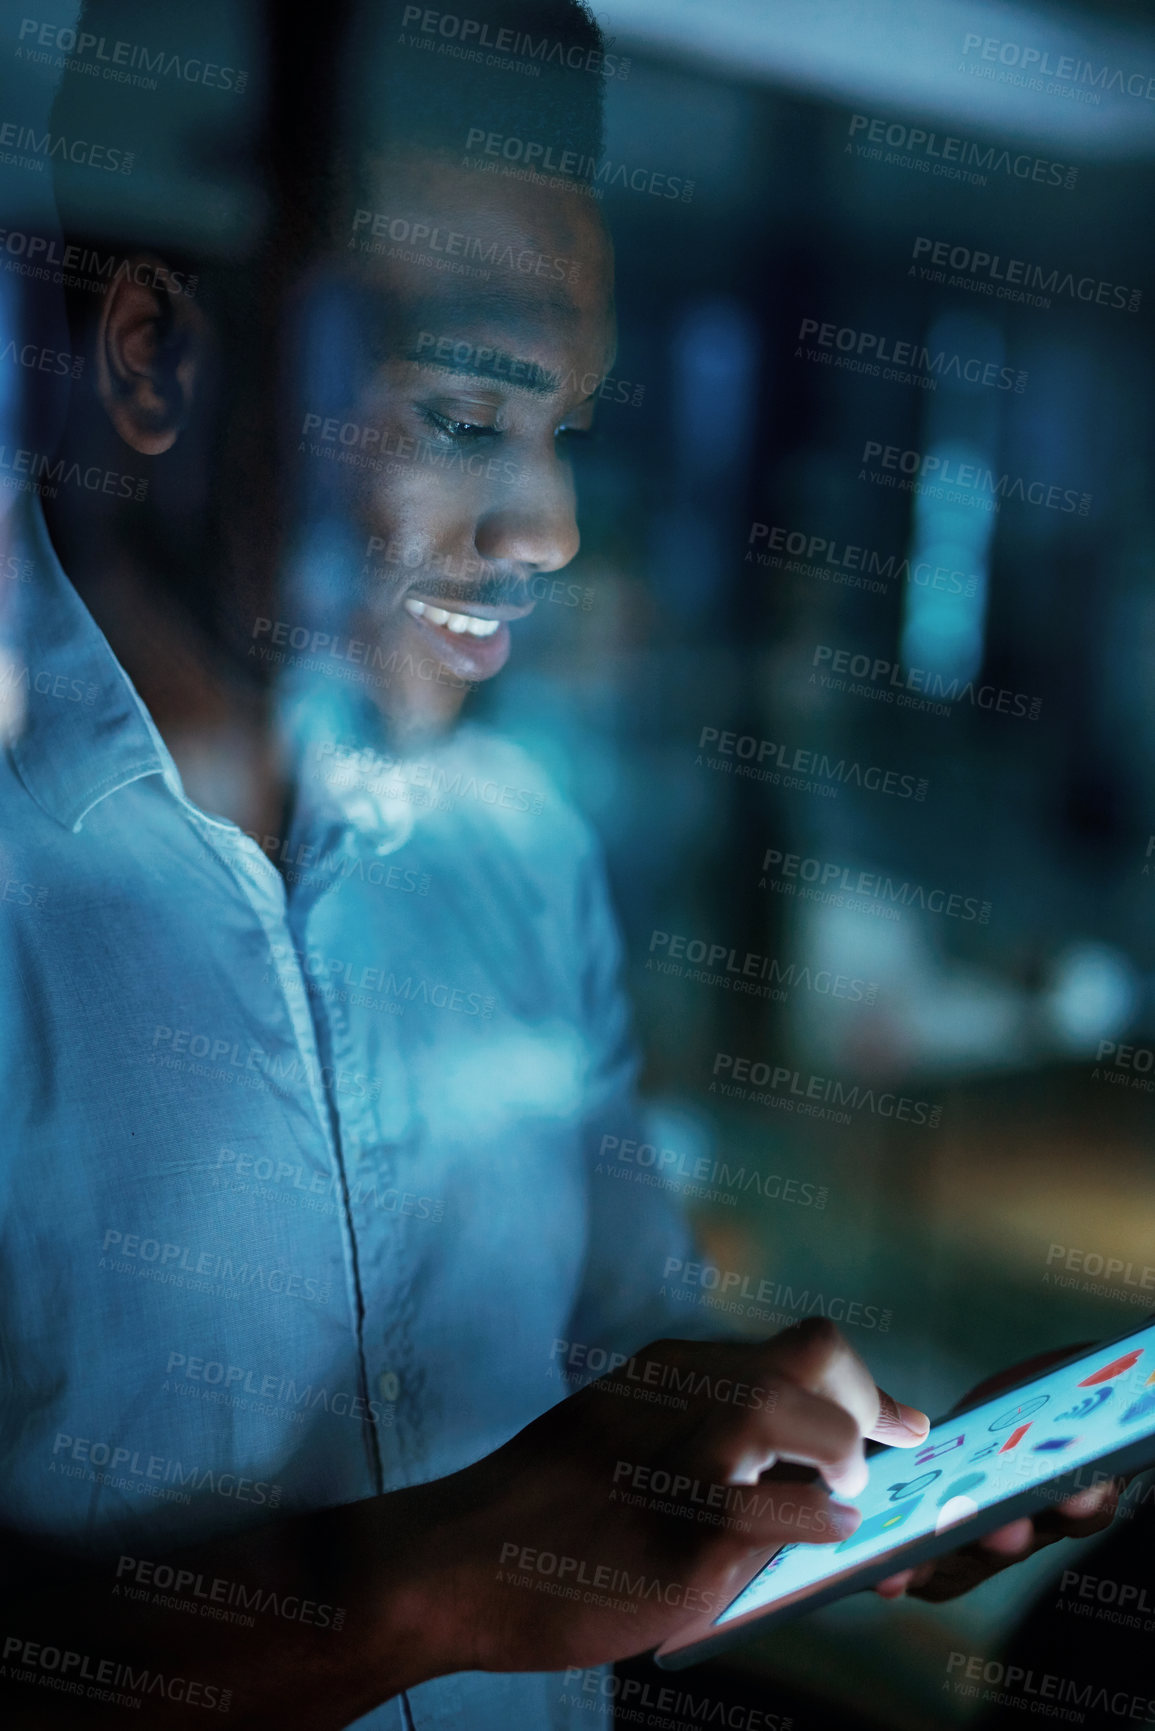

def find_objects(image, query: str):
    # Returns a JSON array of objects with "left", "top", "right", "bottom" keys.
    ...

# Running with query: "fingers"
[
  {"left": 976, "top": 1479, "right": 1121, "bottom": 1555},
  {"left": 761, "top": 1320, "right": 882, "bottom": 1442},
  {"left": 610, "top": 1330, "right": 930, "bottom": 1556},
  {"left": 697, "top": 1379, "right": 871, "bottom": 1497},
  {"left": 763, "top": 1383, "right": 869, "bottom": 1498},
  {"left": 877, "top": 1523, "right": 1038, "bottom": 1601},
  {"left": 904, "top": 1545, "right": 1018, "bottom": 1603},
  {"left": 1059, "top": 1483, "right": 1115, "bottom": 1518},
  {"left": 738, "top": 1480, "right": 862, "bottom": 1549},
  {"left": 881, "top": 1480, "right": 1127, "bottom": 1605},
  {"left": 876, "top": 1560, "right": 937, "bottom": 1597},
  {"left": 976, "top": 1517, "right": 1035, "bottom": 1557},
  {"left": 1032, "top": 1477, "right": 1121, "bottom": 1540},
  {"left": 754, "top": 1320, "right": 929, "bottom": 1453},
  {"left": 871, "top": 1387, "right": 931, "bottom": 1448}
]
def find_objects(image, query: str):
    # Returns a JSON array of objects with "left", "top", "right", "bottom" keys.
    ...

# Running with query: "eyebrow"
[{"left": 402, "top": 339, "right": 563, "bottom": 396}]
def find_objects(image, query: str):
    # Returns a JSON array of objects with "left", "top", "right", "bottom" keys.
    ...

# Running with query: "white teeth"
[{"left": 404, "top": 598, "right": 501, "bottom": 638}]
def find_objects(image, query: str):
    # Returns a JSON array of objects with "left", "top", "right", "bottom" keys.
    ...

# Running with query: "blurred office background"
[{"left": 473, "top": 2, "right": 1155, "bottom": 1725}]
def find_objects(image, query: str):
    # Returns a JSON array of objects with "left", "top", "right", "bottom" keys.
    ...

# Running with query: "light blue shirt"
[{"left": 0, "top": 497, "right": 699, "bottom": 1730}]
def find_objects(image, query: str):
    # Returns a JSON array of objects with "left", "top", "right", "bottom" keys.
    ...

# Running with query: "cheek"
[{"left": 363, "top": 469, "right": 489, "bottom": 582}]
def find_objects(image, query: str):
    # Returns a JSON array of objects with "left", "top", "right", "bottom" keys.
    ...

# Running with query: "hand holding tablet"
[
  {"left": 657, "top": 1321, "right": 1155, "bottom": 1669},
  {"left": 451, "top": 1319, "right": 928, "bottom": 1675}
]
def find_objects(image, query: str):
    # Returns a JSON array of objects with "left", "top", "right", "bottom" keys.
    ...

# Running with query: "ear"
[{"left": 94, "top": 253, "right": 208, "bottom": 456}]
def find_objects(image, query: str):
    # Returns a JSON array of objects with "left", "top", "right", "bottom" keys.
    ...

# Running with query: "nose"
[{"left": 473, "top": 460, "right": 580, "bottom": 574}]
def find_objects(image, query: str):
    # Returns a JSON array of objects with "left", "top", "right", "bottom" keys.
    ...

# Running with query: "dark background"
[{"left": 476, "top": 5, "right": 1155, "bottom": 1725}]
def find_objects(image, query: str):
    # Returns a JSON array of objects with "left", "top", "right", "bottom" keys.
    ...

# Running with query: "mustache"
[{"left": 394, "top": 570, "right": 535, "bottom": 608}]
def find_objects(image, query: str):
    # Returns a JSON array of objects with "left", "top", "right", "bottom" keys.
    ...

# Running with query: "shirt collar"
[{"left": 4, "top": 494, "right": 179, "bottom": 831}]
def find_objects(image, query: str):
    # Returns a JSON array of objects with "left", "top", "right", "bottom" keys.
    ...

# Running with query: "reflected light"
[{"left": 1044, "top": 942, "right": 1139, "bottom": 1052}]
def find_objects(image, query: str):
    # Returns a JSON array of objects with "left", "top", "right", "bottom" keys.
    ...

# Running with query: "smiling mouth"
[
  {"left": 403, "top": 597, "right": 501, "bottom": 637},
  {"left": 398, "top": 590, "right": 534, "bottom": 682}
]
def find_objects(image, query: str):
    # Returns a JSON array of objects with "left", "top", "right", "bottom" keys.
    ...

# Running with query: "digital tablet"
[{"left": 656, "top": 1318, "right": 1155, "bottom": 1669}]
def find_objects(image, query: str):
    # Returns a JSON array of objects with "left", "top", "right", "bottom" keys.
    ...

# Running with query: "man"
[
  {"left": 271, "top": 0, "right": 1119, "bottom": 1612},
  {"left": 0, "top": 3, "right": 1114, "bottom": 1727}
]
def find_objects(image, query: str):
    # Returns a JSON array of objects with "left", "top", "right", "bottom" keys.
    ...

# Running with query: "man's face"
[{"left": 316, "top": 154, "right": 615, "bottom": 697}]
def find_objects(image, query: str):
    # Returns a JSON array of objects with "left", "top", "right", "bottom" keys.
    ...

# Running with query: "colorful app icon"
[
  {"left": 1080, "top": 1351, "right": 1143, "bottom": 1387},
  {"left": 937, "top": 1472, "right": 987, "bottom": 1506},
  {"left": 915, "top": 1434, "right": 965, "bottom": 1465},
  {"left": 1055, "top": 1388, "right": 1112, "bottom": 1422},
  {"left": 887, "top": 1470, "right": 941, "bottom": 1502},
  {"left": 1121, "top": 1387, "right": 1155, "bottom": 1425},
  {"left": 936, "top": 1495, "right": 980, "bottom": 1533},
  {"left": 989, "top": 1396, "right": 1050, "bottom": 1431},
  {"left": 999, "top": 1424, "right": 1032, "bottom": 1453},
  {"left": 1032, "top": 1436, "right": 1079, "bottom": 1452},
  {"left": 835, "top": 1495, "right": 924, "bottom": 1551}
]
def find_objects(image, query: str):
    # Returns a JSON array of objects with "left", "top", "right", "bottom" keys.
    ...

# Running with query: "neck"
[{"left": 42, "top": 496, "right": 286, "bottom": 839}]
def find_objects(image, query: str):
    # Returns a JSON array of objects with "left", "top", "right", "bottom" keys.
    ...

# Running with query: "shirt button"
[{"left": 378, "top": 1370, "right": 400, "bottom": 1403}]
